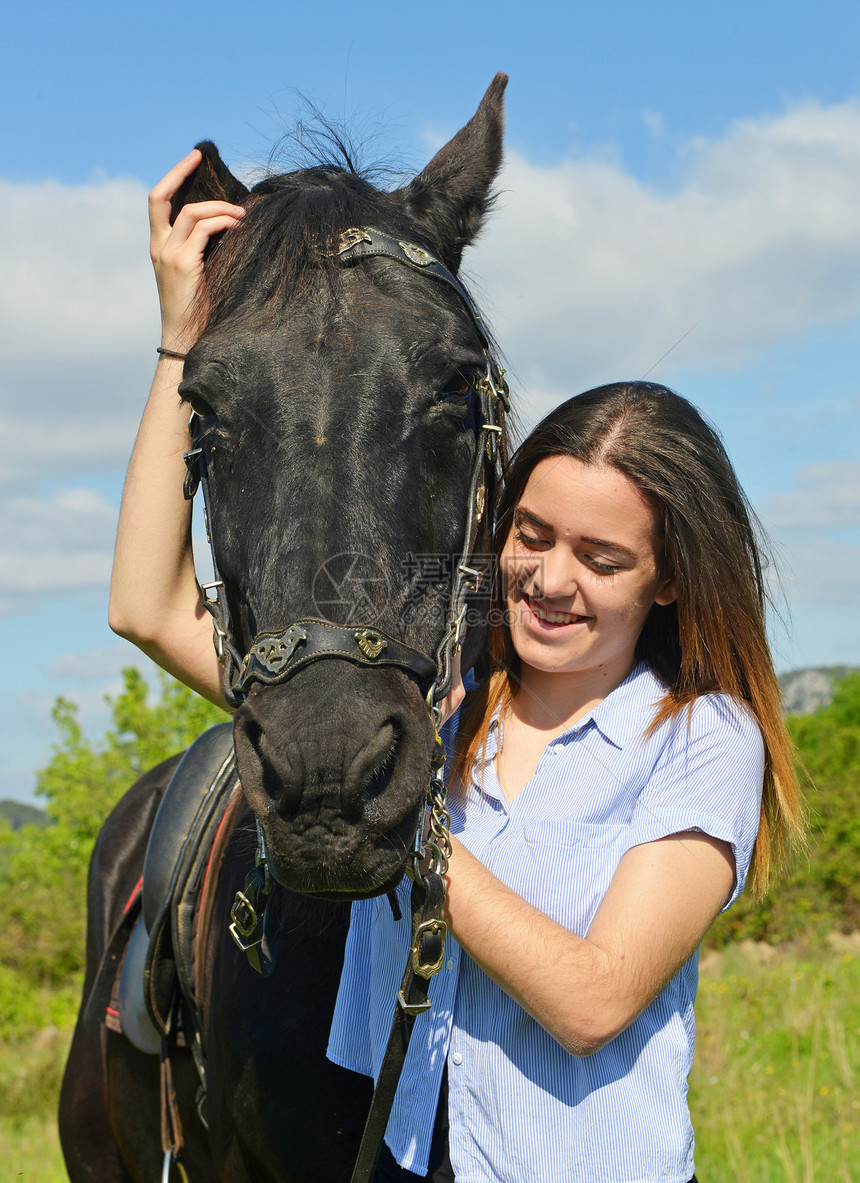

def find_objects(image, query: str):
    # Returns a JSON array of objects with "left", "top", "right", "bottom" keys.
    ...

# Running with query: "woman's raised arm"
[{"left": 108, "top": 151, "right": 245, "bottom": 707}]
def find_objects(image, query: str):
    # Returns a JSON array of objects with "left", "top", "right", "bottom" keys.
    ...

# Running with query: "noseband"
[{"left": 183, "top": 226, "right": 509, "bottom": 713}]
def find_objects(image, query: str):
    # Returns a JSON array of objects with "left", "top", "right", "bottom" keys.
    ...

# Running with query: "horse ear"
[
  {"left": 169, "top": 141, "right": 250, "bottom": 225},
  {"left": 392, "top": 73, "right": 507, "bottom": 272}
]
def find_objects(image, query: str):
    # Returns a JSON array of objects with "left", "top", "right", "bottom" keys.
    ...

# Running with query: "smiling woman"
[{"left": 329, "top": 380, "right": 805, "bottom": 1182}]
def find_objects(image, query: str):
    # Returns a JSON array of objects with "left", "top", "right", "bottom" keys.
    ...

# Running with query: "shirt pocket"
[
  {"left": 519, "top": 818, "right": 619, "bottom": 851},
  {"left": 488, "top": 821, "right": 623, "bottom": 934}
]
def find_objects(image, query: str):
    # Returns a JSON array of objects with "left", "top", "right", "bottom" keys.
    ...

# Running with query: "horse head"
[{"left": 173, "top": 74, "right": 508, "bottom": 898}]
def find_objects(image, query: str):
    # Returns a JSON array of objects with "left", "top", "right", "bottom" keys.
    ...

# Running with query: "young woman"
[
  {"left": 112, "top": 153, "right": 802, "bottom": 1183},
  {"left": 328, "top": 384, "right": 803, "bottom": 1183}
]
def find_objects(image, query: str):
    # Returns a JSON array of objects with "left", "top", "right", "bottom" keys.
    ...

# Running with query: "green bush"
[
  {"left": 709, "top": 673, "right": 860, "bottom": 948},
  {"left": 0, "top": 669, "right": 227, "bottom": 994}
]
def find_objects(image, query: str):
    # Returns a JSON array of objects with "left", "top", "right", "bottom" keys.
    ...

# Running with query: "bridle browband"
[{"left": 183, "top": 226, "right": 509, "bottom": 714}]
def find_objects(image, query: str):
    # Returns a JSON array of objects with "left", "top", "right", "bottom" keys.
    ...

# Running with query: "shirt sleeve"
[
  {"left": 326, "top": 898, "right": 375, "bottom": 1076},
  {"left": 623, "top": 695, "right": 765, "bottom": 910},
  {"left": 327, "top": 881, "right": 416, "bottom": 1078}
]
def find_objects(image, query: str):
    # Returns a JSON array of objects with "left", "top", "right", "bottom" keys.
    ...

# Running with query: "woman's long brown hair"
[{"left": 451, "top": 381, "right": 804, "bottom": 898}]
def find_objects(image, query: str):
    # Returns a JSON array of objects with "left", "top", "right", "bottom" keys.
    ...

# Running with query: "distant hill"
[
  {"left": 0, "top": 800, "right": 49, "bottom": 831},
  {"left": 779, "top": 666, "right": 857, "bottom": 716}
]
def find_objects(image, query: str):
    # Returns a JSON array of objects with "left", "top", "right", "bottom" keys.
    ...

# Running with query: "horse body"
[{"left": 61, "top": 74, "right": 507, "bottom": 1180}]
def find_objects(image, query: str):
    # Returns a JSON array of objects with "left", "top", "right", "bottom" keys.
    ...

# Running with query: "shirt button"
[
  {"left": 447, "top": 958, "right": 454, "bottom": 971},
  {"left": 553, "top": 743, "right": 565, "bottom": 754},
  {"left": 451, "top": 1052, "right": 463, "bottom": 1065}
]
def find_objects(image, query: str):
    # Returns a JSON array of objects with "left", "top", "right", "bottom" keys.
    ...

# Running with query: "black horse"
[{"left": 60, "top": 75, "right": 508, "bottom": 1181}]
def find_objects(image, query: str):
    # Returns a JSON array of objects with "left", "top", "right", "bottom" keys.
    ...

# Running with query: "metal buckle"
[
  {"left": 397, "top": 990, "right": 432, "bottom": 1016},
  {"left": 230, "top": 891, "right": 258, "bottom": 940},
  {"left": 200, "top": 580, "right": 223, "bottom": 602},
  {"left": 229, "top": 922, "right": 263, "bottom": 953},
  {"left": 458, "top": 562, "right": 483, "bottom": 593},
  {"left": 411, "top": 918, "right": 447, "bottom": 979}
]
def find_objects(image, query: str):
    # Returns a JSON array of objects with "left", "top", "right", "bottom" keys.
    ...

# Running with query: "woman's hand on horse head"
[{"left": 149, "top": 149, "right": 245, "bottom": 353}]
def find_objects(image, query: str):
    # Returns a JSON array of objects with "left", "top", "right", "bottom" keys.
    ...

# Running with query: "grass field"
[
  {"left": 691, "top": 937, "right": 860, "bottom": 1181},
  {"left": 1, "top": 940, "right": 857, "bottom": 1181},
  {"left": 0, "top": 1023, "right": 71, "bottom": 1182}
]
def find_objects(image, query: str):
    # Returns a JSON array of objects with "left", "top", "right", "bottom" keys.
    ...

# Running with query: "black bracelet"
[{"left": 156, "top": 346, "right": 187, "bottom": 360}]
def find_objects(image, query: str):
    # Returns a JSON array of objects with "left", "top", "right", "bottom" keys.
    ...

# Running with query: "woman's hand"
[{"left": 148, "top": 149, "right": 245, "bottom": 353}]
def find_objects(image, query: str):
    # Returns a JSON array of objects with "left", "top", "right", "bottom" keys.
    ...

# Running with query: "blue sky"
[{"left": 2, "top": 1, "right": 859, "bottom": 802}]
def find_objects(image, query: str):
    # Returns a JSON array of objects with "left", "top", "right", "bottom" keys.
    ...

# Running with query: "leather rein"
[{"left": 181, "top": 227, "right": 509, "bottom": 1183}]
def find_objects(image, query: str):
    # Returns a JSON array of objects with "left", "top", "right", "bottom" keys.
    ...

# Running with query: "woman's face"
[{"left": 500, "top": 457, "right": 677, "bottom": 685}]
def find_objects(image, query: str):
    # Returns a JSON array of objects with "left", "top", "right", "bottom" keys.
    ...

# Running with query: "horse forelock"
[{"left": 196, "top": 166, "right": 431, "bottom": 332}]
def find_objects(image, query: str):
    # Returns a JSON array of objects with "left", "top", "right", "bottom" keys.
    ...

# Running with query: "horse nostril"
[
  {"left": 343, "top": 723, "right": 401, "bottom": 819},
  {"left": 362, "top": 743, "right": 399, "bottom": 805},
  {"left": 234, "top": 716, "right": 287, "bottom": 807}
]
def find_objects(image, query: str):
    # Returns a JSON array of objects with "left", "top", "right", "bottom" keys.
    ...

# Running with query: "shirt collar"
[
  {"left": 475, "top": 662, "right": 666, "bottom": 759},
  {"left": 567, "top": 662, "right": 666, "bottom": 749}
]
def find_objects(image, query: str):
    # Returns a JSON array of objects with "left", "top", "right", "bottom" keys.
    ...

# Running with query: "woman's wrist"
[
  {"left": 159, "top": 308, "right": 198, "bottom": 355},
  {"left": 159, "top": 331, "right": 194, "bottom": 356}
]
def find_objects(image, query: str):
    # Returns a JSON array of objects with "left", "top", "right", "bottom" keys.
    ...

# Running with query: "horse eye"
[
  {"left": 436, "top": 372, "right": 476, "bottom": 402},
  {"left": 188, "top": 394, "right": 215, "bottom": 418}
]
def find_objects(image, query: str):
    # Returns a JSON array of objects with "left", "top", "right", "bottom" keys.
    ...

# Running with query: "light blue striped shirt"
[{"left": 327, "top": 663, "right": 764, "bottom": 1182}]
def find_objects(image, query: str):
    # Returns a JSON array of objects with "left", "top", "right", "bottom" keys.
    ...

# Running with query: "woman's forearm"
[
  {"left": 442, "top": 830, "right": 733, "bottom": 1056},
  {"left": 442, "top": 836, "right": 616, "bottom": 1055},
  {"left": 109, "top": 354, "right": 226, "bottom": 705}
]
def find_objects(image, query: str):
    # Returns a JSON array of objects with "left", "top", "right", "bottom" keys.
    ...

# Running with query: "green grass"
[
  {"left": 0, "top": 1114, "right": 67, "bottom": 1182},
  {"left": 691, "top": 937, "right": 860, "bottom": 1181},
  {"left": 1, "top": 942, "right": 858, "bottom": 1181},
  {"left": 0, "top": 1024, "right": 71, "bottom": 1182}
]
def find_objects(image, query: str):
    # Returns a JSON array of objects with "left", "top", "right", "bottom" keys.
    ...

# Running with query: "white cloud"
[
  {"left": 762, "top": 456, "right": 860, "bottom": 530},
  {"left": 16, "top": 679, "right": 127, "bottom": 743},
  {"left": 51, "top": 644, "right": 133, "bottom": 680},
  {"left": 773, "top": 534, "right": 860, "bottom": 607},
  {"left": 0, "top": 174, "right": 157, "bottom": 490},
  {"left": 3, "top": 101, "right": 860, "bottom": 459},
  {"left": 0, "top": 176, "right": 153, "bottom": 366},
  {"left": 1, "top": 551, "right": 113, "bottom": 593},
  {"left": 469, "top": 100, "right": 860, "bottom": 407},
  {"left": 0, "top": 412, "right": 138, "bottom": 488},
  {"left": 0, "top": 487, "right": 117, "bottom": 606}
]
